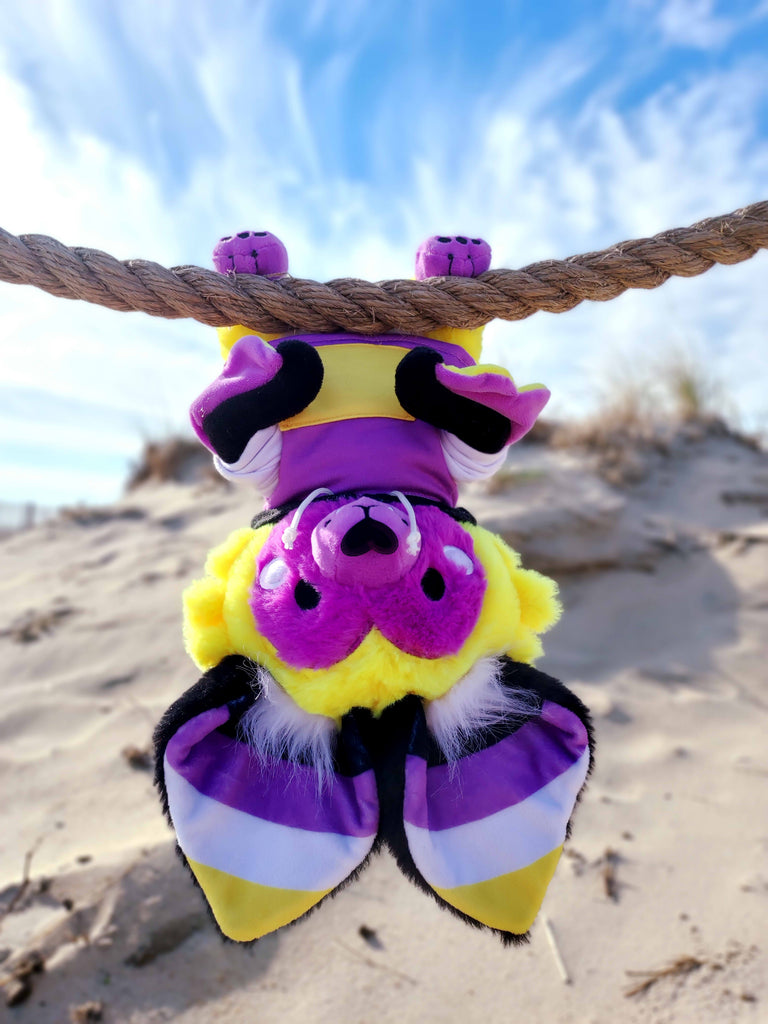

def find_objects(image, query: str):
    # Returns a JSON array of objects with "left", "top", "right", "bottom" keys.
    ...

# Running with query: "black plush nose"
[{"left": 341, "top": 518, "right": 399, "bottom": 557}]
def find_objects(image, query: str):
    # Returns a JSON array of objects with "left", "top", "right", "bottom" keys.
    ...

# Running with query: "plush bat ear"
[
  {"left": 402, "top": 660, "right": 593, "bottom": 939},
  {"left": 154, "top": 657, "right": 379, "bottom": 942}
]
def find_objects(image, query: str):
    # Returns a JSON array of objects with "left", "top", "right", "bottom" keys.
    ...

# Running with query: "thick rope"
[{"left": 1, "top": 200, "right": 766, "bottom": 335}]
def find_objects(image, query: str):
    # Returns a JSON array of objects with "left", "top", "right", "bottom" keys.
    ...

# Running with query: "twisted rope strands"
[{"left": 1, "top": 200, "right": 766, "bottom": 335}]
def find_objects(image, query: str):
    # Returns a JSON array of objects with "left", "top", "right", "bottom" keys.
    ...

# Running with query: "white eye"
[
  {"left": 259, "top": 558, "right": 290, "bottom": 590},
  {"left": 443, "top": 545, "right": 474, "bottom": 575}
]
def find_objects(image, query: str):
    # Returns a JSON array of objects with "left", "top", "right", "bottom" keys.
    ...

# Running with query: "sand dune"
[{"left": 1, "top": 424, "right": 767, "bottom": 1023}]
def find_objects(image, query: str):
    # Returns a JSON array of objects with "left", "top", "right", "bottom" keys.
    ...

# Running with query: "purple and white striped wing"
[
  {"left": 162, "top": 703, "right": 379, "bottom": 942},
  {"left": 404, "top": 698, "right": 590, "bottom": 936}
]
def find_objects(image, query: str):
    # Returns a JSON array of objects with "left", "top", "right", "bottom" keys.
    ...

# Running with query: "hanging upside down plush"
[{"left": 154, "top": 231, "right": 594, "bottom": 944}]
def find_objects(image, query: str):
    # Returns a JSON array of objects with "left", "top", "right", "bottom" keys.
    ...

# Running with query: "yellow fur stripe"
[
  {"left": 441, "top": 362, "right": 513, "bottom": 380},
  {"left": 280, "top": 343, "right": 414, "bottom": 430},
  {"left": 219, "top": 324, "right": 486, "bottom": 361},
  {"left": 217, "top": 325, "right": 285, "bottom": 358},
  {"left": 420, "top": 326, "right": 484, "bottom": 360},
  {"left": 187, "top": 859, "right": 332, "bottom": 941},
  {"left": 433, "top": 846, "right": 563, "bottom": 933}
]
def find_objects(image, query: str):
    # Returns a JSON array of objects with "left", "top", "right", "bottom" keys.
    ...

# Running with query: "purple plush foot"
[
  {"left": 415, "top": 235, "right": 492, "bottom": 280},
  {"left": 212, "top": 231, "right": 288, "bottom": 276}
]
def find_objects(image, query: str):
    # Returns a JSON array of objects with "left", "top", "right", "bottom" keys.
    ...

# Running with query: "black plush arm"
[
  {"left": 395, "top": 346, "right": 512, "bottom": 453},
  {"left": 201, "top": 338, "right": 323, "bottom": 464}
]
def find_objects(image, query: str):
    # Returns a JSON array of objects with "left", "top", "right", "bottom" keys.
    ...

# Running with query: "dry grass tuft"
[
  {"left": 548, "top": 347, "right": 757, "bottom": 485},
  {"left": 662, "top": 347, "right": 725, "bottom": 423},
  {"left": 126, "top": 437, "right": 223, "bottom": 491}
]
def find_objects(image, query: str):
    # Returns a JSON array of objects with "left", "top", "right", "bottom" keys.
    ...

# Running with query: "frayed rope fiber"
[{"left": 1, "top": 200, "right": 767, "bottom": 335}]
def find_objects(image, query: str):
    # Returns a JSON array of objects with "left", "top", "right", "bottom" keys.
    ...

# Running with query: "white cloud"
[
  {"left": 656, "top": 0, "right": 737, "bottom": 49},
  {"left": 628, "top": 0, "right": 768, "bottom": 50}
]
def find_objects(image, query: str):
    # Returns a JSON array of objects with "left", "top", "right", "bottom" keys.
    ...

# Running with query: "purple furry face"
[{"left": 249, "top": 498, "right": 487, "bottom": 670}]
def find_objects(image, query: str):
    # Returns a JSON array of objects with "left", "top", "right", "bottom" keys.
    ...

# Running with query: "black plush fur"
[
  {"left": 202, "top": 338, "right": 324, "bottom": 463},
  {"left": 153, "top": 655, "right": 258, "bottom": 822},
  {"left": 153, "top": 656, "right": 594, "bottom": 947},
  {"left": 395, "top": 346, "right": 512, "bottom": 454}
]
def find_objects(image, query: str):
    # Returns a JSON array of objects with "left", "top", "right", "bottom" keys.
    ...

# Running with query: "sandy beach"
[{"left": 1, "top": 421, "right": 767, "bottom": 1023}]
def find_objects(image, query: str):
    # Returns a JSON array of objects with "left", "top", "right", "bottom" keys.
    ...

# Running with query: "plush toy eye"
[
  {"left": 442, "top": 546, "right": 474, "bottom": 575},
  {"left": 259, "top": 558, "right": 289, "bottom": 590},
  {"left": 421, "top": 569, "right": 446, "bottom": 601},
  {"left": 295, "top": 579, "right": 321, "bottom": 610}
]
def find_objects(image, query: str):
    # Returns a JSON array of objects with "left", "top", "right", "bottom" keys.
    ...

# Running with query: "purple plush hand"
[
  {"left": 415, "top": 235, "right": 492, "bottom": 279},
  {"left": 212, "top": 231, "right": 289, "bottom": 276},
  {"left": 190, "top": 335, "right": 283, "bottom": 451}
]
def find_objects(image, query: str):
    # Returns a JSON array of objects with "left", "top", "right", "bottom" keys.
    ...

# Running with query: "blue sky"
[{"left": 1, "top": 0, "right": 767, "bottom": 506}]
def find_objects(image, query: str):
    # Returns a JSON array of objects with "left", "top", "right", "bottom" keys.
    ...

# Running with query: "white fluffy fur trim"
[
  {"left": 425, "top": 657, "right": 539, "bottom": 763},
  {"left": 441, "top": 431, "right": 508, "bottom": 482},
  {"left": 239, "top": 665, "right": 337, "bottom": 785},
  {"left": 213, "top": 426, "right": 281, "bottom": 496}
]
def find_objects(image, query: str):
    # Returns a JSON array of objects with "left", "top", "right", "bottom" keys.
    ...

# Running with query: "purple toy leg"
[
  {"left": 190, "top": 336, "right": 323, "bottom": 466},
  {"left": 212, "top": 231, "right": 289, "bottom": 276},
  {"left": 415, "top": 236, "right": 492, "bottom": 279},
  {"left": 189, "top": 335, "right": 284, "bottom": 453},
  {"left": 434, "top": 364, "right": 550, "bottom": 444}
]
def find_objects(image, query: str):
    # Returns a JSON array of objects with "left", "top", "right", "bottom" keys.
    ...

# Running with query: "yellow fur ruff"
[{"left": 184, "top": 521, "right": 560, "bottom": 719}]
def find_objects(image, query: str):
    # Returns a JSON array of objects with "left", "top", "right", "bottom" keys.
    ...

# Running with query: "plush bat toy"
[{"left": 154, "top": 232, "right": 594, "bottom": 944}]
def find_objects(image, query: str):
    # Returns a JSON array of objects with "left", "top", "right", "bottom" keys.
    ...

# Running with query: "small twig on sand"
[
  {"left": 333, "top": 939, "right": 418, "bottom": 985},
  {"left": 0, "top": 838, "right": 43, "bottom": 923},
  {"left": 601, "top": 847, "right": 620, "bottom": 902},
  {"left": 625, "top": 955, "right": 705, "bottom": 997},
  {"left": 542, "top": 915, "right": 571, "bottom": 984}
]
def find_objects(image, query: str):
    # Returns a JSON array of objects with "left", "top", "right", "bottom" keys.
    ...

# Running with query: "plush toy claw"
[
  {"left": 212, "top": 230, "right": 289, "bottom": 276},
  {"left": 416, "top": 235, "right": 492, "bottom": 279}
]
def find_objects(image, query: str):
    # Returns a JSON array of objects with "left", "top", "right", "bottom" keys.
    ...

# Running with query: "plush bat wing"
[
  {"left": 154, "top": 656, "right": 379, "bottom": 942},
  {"left": 369, "top": 660, "right": 594, "bottom": 941}
]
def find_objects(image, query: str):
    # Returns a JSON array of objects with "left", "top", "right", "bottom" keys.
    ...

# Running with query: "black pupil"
[
  {"left": 421, "top": 569, "right": 445, "bottom": 601},
  {"left": 295, "top": 579, "right": 321, "bottom": 610}
]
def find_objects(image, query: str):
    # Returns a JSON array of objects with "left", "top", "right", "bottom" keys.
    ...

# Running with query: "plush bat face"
[
  {"left": 183, "top": 493, "right": 561, "bottom": 718},
  {"left": 250, "top": 497, "right": 486, "bottom": 670}
]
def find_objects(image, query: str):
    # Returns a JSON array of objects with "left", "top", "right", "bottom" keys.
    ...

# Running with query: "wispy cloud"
[{"left": 632, "top": 0, "right": 754, "bottom": 50}]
